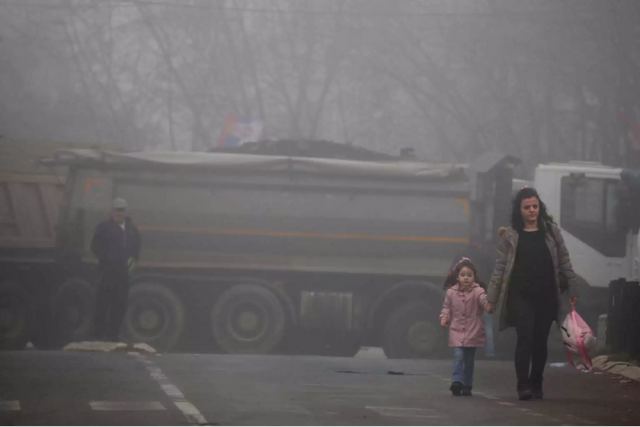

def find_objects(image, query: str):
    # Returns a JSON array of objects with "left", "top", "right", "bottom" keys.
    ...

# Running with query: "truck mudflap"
[
  {"left": 0, "top": 281, "right": 32, "bottom": 350},
  {"left": 50, "top": 277, "right": 96, "bottom": 345},
  {"left": 288, "top": 290, "right": 362, "bottom": 357}
]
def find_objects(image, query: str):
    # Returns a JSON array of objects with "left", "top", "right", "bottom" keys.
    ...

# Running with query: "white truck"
[{"left": 533, "top": 161, "right": 640, "bottom": 328}]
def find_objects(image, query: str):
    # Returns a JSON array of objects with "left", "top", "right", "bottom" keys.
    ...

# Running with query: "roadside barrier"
[{"left": 607, "top": 279, "right": 640, "bottom": 358}]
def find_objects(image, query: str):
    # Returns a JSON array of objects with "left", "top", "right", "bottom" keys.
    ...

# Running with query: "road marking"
[
  {"left": 302, "top": 383, "right": 368, "bottom": 389},
  {"left": 161, "top": 383, "right": 185, "bottom": 399},
  {"left": 517, "top": 407, "right": 541, "bottom": 416},
  {"left": 490, "top": 398, "right": 594, "bottom": 425},
  {"left": 473, "top": 392, "right": 499, "bottom": 400},
  {"left": 90, "top": 401, "right": 165, "bottom": 411},
  {"left": 174, "top": 400, "right": 210, "bottom": 420},
  {"left": 0, "top": 401, "right": 20, "bottom": 411},
  {"left": 366, "top": 406, "right": 443, "bottom": 419},
  {"left": 304, "top": 390, "right": 375, "bottom": 396},
  {"left": 130, "top": 352, "right": 209, "bottom": 425},
  {"left": 565, "top": 413, "right": 598, "bottom": 425},
  {"left": 271, "top": 405, "right": 312, "bottom": 415}
]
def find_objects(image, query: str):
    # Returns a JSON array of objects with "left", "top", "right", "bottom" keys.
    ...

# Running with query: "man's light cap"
[{"left": 112, "top": 197, "right": 128, "bottom": 209}]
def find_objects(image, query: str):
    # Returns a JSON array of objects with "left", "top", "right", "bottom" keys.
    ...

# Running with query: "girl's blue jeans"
[{"left": 452, "top": 347, "right": 476, "bottom": 387}]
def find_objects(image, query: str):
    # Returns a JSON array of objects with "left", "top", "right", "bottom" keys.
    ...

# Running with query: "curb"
[{"left": 63, "top": 341, "right": 158, "bottom": 354}]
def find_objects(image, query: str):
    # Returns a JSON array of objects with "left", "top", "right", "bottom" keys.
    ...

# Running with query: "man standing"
[{"left": 91, "top": 197, "right": 141, "bottom": 341}]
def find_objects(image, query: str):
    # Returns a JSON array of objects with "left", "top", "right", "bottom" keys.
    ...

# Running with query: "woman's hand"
[{"left": 485, "top": 303, "right": 494, "bottom": 314}]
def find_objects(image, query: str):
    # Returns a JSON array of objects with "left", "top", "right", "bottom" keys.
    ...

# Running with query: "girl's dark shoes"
[
  {"left": 461, "top": 386, "right": 472, "bottom": 396},
  {"left": 449, "top": 381, "right": 463, "bottom": 396}
]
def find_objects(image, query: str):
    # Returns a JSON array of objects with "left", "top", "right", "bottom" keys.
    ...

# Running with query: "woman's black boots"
[
  {"left": 531, "top": 382, "right": 543, "bottom": 399},
  {"left": 517, "top": 384, "right": 533, "bottom": 400}
]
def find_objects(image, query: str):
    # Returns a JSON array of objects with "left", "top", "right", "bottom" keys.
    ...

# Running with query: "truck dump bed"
[
  {"left": 0, "top": 173, "right": 63, "bottom": 252},
  {"left": 0, "top": 141, "right": 69, "bottom": 257},
  {"left": 55, "top": 149, "right": 472, "bottom": 278}
]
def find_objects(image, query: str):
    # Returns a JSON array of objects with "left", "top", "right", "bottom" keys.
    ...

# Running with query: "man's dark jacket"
[{"left": 91, "top": 217, "right": 141, "bottom": 270}]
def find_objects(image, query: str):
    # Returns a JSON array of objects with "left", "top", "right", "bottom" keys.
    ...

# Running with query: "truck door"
[{"left": 559, "top": 173, "right": 628, "bottom": 287}]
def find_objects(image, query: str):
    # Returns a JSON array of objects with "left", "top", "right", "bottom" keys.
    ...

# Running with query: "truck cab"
[{"left": 534, "top": 162, "right": 640, "bottom": 323}]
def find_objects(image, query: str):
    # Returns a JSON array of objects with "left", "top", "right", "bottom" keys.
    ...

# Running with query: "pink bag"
[{"left": 560, "top": 300, "right": 597, "bottom": 371}]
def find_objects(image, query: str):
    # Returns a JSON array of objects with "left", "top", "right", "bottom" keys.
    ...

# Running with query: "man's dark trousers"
[{"left": 94, "top": 267, "right": 129, "bottom": 341}]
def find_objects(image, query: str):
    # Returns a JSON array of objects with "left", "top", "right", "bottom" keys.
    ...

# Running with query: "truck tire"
[
  {"left": 0, "top": 281, "right": 31, "bottom": 350},
  {"left": 51, "top": 278, "right": 96, "bottom": 345},
  {"left": 211, "top": 284, "right": 285, "bottom": 354},
  {"left": 123, "top": 282, "right": 185, "bottom": 352},
  {"left": 382, "top": 301, "right": 444, "bottom": 359}
]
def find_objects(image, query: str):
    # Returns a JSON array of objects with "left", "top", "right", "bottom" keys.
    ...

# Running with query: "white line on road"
[
  {"left": 564, "top": 413, "right": 599, "bottom": 425},
  {"left": 492, "top": 399, "right": 591, "bottom": 425},
  {"left": 174, "top": 400, "right": 210, "bottom": 420},
  {"left": 130, "top": 352, "right": 209, "bottom": 425},
  {"left": 161, "top": 383, "right": 185, "bottom": 399},
  {"left": 90, "top": 401, "right": 165, "bottom": 411},
  {"left": 0, "top": 401, "right": 20, "bottom": 411},
  {"left": 302, "top": 383, "right": 368, "bottom": 389},
  {"left": 366, "top": 405, "right": 444, "bottom": 420},
  {"left": 517, "top": 406, "right": 546, "bottom": 417},
  {"left": 472, "top": 391, "right": 499, "bottom": 400}
]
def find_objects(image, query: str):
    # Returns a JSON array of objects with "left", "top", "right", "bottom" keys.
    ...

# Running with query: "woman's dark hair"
[
  {"left": 510, "top": 187, "right": 554, "bottom": 232},
  {"left": 442, "top": 257, "right": 483, "bottom": 290}
]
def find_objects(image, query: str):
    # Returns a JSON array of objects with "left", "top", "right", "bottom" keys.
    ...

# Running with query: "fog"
[
  {"left": 1, "top": 0, "right": 640, "bottom": 173},
  {"left": 1, "top": 0, "right": 639, "bottom": 361}
]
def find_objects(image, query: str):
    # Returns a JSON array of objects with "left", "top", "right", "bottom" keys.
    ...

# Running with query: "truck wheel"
[
  {"left": 0, "top": 281, "right": 31, "bottom": 350},
  {"left": 382, "top": 301, "right": 444, "bottom": 359},
  {"left": 211, "top": 284, "right": 285, "bottom": 354},
  {"left": 123, "top": 283, "right": 185, "bottom": 352},
  {"left": 51, "top": 278, "right": 96, "bottom": 344}
]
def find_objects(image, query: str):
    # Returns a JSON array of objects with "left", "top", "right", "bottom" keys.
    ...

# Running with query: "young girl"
[{"left": 439, "top": 257, "right": 490, "bottom": 396}]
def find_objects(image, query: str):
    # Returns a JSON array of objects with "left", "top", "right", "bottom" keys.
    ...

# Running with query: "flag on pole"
[{"left": 217, "top": 114, "right": 263, "bottom": 147}]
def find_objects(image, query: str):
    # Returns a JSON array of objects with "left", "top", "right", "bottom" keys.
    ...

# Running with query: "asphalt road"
[{"left": 0, "top": 347, "right": 639, "bottom": 425}]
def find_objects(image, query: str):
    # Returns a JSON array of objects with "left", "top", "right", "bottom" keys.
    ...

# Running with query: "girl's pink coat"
[{"left": 439, "top": 283, "right": 489, "bottom": 347}]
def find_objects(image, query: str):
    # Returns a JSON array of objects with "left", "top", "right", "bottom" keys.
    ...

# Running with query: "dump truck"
[
  {"left": 0, "top": 146, "right": 517, "bottom": 355},
  {"left": 3, "top": 143, "right": 635, "bottom": 356}
]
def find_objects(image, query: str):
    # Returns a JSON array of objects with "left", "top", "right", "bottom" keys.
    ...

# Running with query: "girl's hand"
[
  {"left": 485, "top": 303, "right": 494, "bottom": 313},
  {"left": 440, "top": 317, "right": 449, "bottom": 328}
]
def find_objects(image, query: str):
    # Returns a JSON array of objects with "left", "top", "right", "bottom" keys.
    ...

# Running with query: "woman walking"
[{"left": 487, "top": 187, "right": 578, "bottom": 400}]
